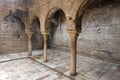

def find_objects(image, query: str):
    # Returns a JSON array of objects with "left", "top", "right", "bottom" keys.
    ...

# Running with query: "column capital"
[
  {"left": 67, "top": 30, "right": 79, "bottom": 41},
  {"left": 25, "top": 28, "right": 34, "bottom": 34},
  {"left": 26, "top": 32, "right": 33, "bottom": 39},
  {"left": 41, "top": 31, "right": 50, "bottom": 36}
]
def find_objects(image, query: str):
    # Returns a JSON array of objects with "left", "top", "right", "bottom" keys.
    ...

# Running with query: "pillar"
[
  {"left": 68, "top": 30, "right": 79, "bottom": 76},
  {"left": 42, "top": 31, "right": 50, "bottom": 62},
  {"left": 26, "top": 31, "right": 33, "bottom": 56}
]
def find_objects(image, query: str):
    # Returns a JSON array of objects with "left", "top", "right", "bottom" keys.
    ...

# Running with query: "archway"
[
  {"left": 32, "top": 17, "right": 44, "bottom": 51},
  {"left": 46, "top": 8, "right": 69, "bottom": 50},
  {"left": 0, "top": 10, "right": 28, "bottom": 54},
  {"left": 0, "top": 9, "right": 44, "bottom": 56},
  {"left": 42, "top": 8, "right": 69, "bottom": 62}
]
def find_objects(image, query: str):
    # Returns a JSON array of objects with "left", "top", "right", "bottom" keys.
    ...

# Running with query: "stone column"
[
  {"left": 42, "top": 31, "right": 50, "bottom": 62},
  {"left": 68, "top": 30, "right": 78, "bottom": 76},
  {"left": 26, "top": 31, "right": 33, "bottom": 56}
]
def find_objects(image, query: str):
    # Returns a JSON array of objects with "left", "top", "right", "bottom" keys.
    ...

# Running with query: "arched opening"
[
  {"left": 0, "top": 9, "right": 44, "bottom": 55},
  {"left": 76, "top": 0, "right": 120, "bottom": 64},
  {"left": 0, "top": 10, "right": 28, "bottom": 54},
  {"left": 46, "top": 8, "right": 70, "bottom": 50},
  {"left": 32, "top": 17, "right": 44, "bottom": 51}
]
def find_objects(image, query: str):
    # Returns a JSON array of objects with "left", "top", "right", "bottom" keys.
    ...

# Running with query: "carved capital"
[
  {"left": 67, "top": 30, "right": 79, "bottom": 41},
  {"left": 41, "top": 31, "right": 50, "bottom": 37},
  {"left": 25, "top": 29, "right": 33, "bottom": 39},
  {"left": 28, "top": 34, "right": 33, "bottom": 40},
  {"left": 25, "top": 28, "right": 34, "bottom": 33}
]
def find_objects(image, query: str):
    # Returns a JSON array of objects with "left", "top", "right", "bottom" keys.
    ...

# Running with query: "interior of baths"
[{"left": 0, "top": 0, "right": 120, "bottom": 80}]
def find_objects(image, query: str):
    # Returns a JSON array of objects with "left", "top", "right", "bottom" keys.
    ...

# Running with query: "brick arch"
[
  {"left": 0, "top": 11, "right": 29, "bottom": 54},
  {"left": 32, "top": 16, "right": 44, "bottom": 51},
  {"left": 32, "top": 16, "right": 40, "bottom": 27},
  {"left": 45, "top": 7, "right": 66, "bottom": 32},
  {"left": 0, "top": 9, "right": 26, "bottom": 31}
]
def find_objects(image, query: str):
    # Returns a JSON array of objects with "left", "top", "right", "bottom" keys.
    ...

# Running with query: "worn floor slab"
[
  {"left": 0, "top": 58, "right": 71, "bottom": 80},
  {"left": 0, "top": 49, "right": 120, "bottom": 80},
  {"left": 33, "top": 49, "right": 120, "bottom": 80}
]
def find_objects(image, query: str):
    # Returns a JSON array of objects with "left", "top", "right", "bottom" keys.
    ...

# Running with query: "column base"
[
  {"left": 44, "top": 60, "right": 48, "bottom": 62},
  {"left": 28, "top": 53, "right": 32, "bottom": 56},
  {"left": 70, "top": 72, "right": 77, "bottom": 76}
]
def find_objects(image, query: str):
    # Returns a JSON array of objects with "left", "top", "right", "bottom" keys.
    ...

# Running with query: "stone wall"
[
  {"left": 0, "top": 0, "right": 120, "bottom": 63},
  {"left": 0, "top": 15, "right": 43, "bottom": 54},
  {"left": 51, "top": 22, "right": 70, "bottom": 50},
  {"left": 77, "top": 3, "right": 120, "bottom": 63},
  {"left": 32, "top": 21, "right": 44, "bottom": 50},
  {"left": 51, "top": 3, "right": 120, "bottom": 63}
]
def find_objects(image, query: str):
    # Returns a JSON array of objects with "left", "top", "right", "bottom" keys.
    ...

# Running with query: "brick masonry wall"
[
  {"left": 51, "top": 4, "right": 120, "bottom": 63},
  {"left": 49, "top": 21, "right": 70, "bottom": 51},
  {"left": 32, "top": 21, "right": 44, "bottom": 50},
  {"left": 77, "top": 4, "right": 120, "bottom": 63},
  {"left": 0, "top": 16, "right": 43, "bottom": 54}
]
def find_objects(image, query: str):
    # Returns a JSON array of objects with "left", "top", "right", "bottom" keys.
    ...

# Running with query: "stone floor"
[{"left": 0, "top": 49, "right": 120, "bottom": 80}]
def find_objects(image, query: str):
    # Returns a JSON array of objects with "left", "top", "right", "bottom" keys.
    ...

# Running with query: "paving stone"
[
  {"left": 99, "top": 68, "right": 116, "bottom": 80},
  {"left": 109, "top": 67, "right": 120, "bottom": 80},
  {"left": 64, "top": 71, "right": 71, "bottom": 76},
  {"left": 0, "top": 49, "right": 120, "bottom": 80},
  {"left": 74, "top": 74, "right": 93, "bottom": 80},
  {"left": 50, "top": 74, "right": 59, "bottom": 79},
  {"left": 0, "top": 58, "right": 70, "bottom": 80},
  {"left": 85, "top": 69, "right": 105, "bottom": 80},
  {"left": 44, "top": 63, "right": 58, "bottom": 68},
  {"left": 55, "top": 66, "right": 67, "bottom": 73}
]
